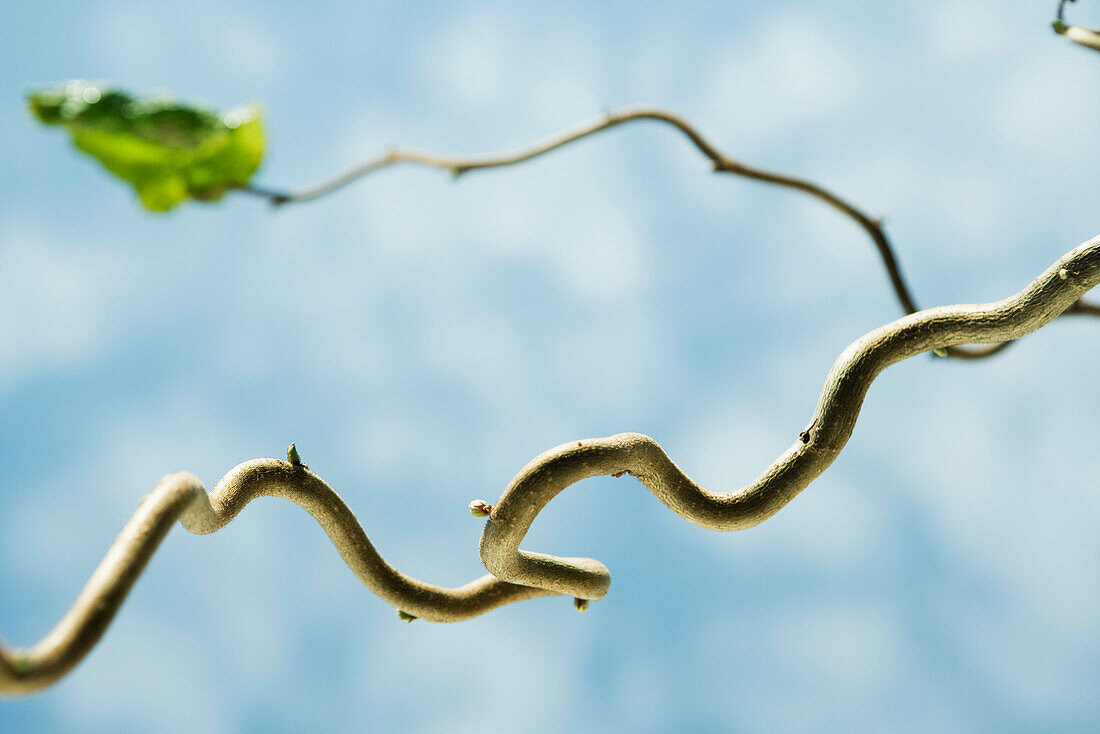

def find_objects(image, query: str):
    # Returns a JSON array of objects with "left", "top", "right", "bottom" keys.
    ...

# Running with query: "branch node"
[{"left": 469, "top": 500, "right": 492, "bottom": 518}]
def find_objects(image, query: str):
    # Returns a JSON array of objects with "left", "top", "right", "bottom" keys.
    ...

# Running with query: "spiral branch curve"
[
  {"left": 0, "top": 457, "right": 556, "bottom": 696},
  {"left": 3, "top": 234, "right": 1098, "bottom": 696},
  {"left": 479, "top": 236, "right": 1100, "bottom": 597}
]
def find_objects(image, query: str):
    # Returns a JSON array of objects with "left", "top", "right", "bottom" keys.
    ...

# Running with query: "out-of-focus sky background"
[{"left": 1, "top": 1, "right": 1099, "bottom": 731}]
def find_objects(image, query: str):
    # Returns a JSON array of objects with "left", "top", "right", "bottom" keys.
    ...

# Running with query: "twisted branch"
[
  {"left": 479, "top": 237, "right": 1100, "bottom": 597},
  {"left": 0, "top": 455, "right": 556, "bottom": 696},
  {"left": 237, "top": 106, "right": 1098, "bottom": 358},
  {"left": 4, "top": 234, "right": 1098, "bottom": 696}
]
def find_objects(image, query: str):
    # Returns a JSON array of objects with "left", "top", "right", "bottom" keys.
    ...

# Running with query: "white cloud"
[
  {"left": 419, "top": 6, "right": 604, "bottom": 127},
  {"left": 357, "top": 614, "right": 586, "bottom": 732},
  {"left": 59, "top": 613, "right": 233, "bottom": 734},
  {"left": 700, "top": 11, "right": 860, "bottom": 148},
  {"left": 92, "top": 1, "right": 283, "bottom": 87},
  {"left": 992, "top": 53, "right": 1100, "bottom": 166},
  {"left": 422, "top": 7, "right": 511, "bottom": 107},
  {"left": 930, "top": 1, "right": 1014, "bottom": 60},
  {"left": 768, "top": 601, "right": 904, "bottom": 694},
  {"left": 0, "top": 223, "right": 131, "bottom": 388}
]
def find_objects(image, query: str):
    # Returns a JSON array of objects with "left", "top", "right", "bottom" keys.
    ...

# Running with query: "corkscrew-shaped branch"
[
  {"left": 3, "top": 234, "right": 1098, "bottom": 697},
  {"left": 0, "top": 447, "right": 557, "bottom": 696},
  {"left": 238, "top": 106, "right": 1099, "bottom": 357},
  {"left": 476, "top": 237, "right": 1100, "bottom": 597}
]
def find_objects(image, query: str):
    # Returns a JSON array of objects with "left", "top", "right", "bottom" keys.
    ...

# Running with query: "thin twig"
[
  {"left": 237, "top": 106, "right": 1098, "bottom": 358},
  {"left": 1053, "top": 0, "right": 1100, "bottom": 51}
]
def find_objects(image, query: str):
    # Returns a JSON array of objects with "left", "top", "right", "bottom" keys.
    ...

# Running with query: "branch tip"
[{"left": 469, "top": 500, "right": 492, "bottom": 518}]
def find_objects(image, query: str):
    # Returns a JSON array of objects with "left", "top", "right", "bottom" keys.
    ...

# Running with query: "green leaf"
[{"left": 27, "top": 80, "right": 265, "bottom": 211}]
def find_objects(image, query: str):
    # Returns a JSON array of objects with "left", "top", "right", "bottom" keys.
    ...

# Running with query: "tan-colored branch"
[
  {"left": 238, "top": 106, "right": 1097, "bottom": 358},
  {"left": 479, "top": 236, "right": 1100, "bottom": 597},
  {"left": 0, "top": 455, "right": 556, "bottom": 696},
  {"left": 4, "top": 235, "right": 1098, "bottom": 696}
]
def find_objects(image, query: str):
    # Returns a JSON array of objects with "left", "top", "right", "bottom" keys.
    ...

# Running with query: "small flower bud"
[
  {"left": 1059, "top": 268, "right": 1069, "bottom": 280},
  {"left": 468, "top": 500, "right": 492, "bottom": 518},
  {"left": 574, "top": 598, "right": 589, "bottom": 613},
  {"left": 287, "top": 444, "right": 302, "bottom": 466},
  {"left": 932, "top": 348, "right": 948, "bottom": 358}
]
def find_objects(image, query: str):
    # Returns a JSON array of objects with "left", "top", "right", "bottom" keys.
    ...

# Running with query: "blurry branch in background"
[
  {"left": 27, "top": 85, "right": 1098, "bottom": 353},
  {"left": 3, "top": 235, "right": 1099, "bottom": 696},
  {"left": 1055, "top": 0, "right": 1100, "bottom": 51},
  {"left": 239, "top": 106, "right": 1099, "bottom": 359}
]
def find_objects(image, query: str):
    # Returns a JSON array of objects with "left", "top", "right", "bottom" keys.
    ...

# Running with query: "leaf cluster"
[{"left": 27, "top": 81, "right": 264, "bottom": 211}]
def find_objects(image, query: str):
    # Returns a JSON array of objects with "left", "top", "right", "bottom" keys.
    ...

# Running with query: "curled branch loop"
[{"left": 479, "top": 236, "right": 1100, "bottom": 597}]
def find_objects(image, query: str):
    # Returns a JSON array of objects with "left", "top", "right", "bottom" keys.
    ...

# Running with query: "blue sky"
[{"left": 2, "top": 1, "right": 1099, "bottom": 732}]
